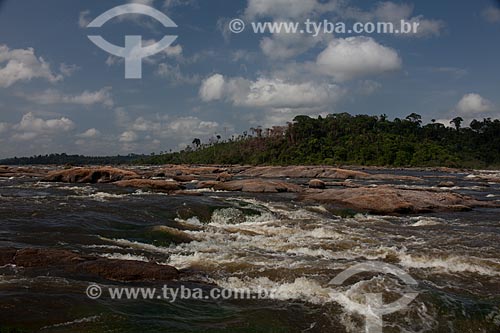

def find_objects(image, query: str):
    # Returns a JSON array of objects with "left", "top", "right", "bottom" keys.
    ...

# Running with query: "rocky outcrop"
[
  {"left": 199, "top": 179, "right": 303, "bottom": 193},
  {"left": 43, "top": 167, "right": 139, "bottom": 183},
  {"left": 237, "top": 166, "right": 421, "bottom": 181},
  {"left": 309, "top": 179, "right": 326, "bottom": 189},
  {"left": 216, "top": 172, "right": 233, "bottom": 182},
  {"left": 0, "top": 247, "right": 179, "bottom": 282},
  {"left": 301, "top": 185, "right": 497, "bottom": 214},
  {"left": 113, "top": 179, "right": 182, "bottom": 191}
]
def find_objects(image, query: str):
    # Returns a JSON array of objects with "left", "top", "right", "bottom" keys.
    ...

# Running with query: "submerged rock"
[
  {"left": 43, "top": 167, "right": 139, "bottom": 183},
  {"left": 0, "top": 247, "right": 179, "bottom": 282},
  {"left": 301, "top": 185, "right": 497, "bottom": 214}
]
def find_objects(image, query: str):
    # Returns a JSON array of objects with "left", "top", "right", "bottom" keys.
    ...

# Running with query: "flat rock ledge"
[
  {"left": 0, "top": 248, "right": 179, "bottom": 282},
  {"left": 301, "top": 185, "right": 498, "bottom": 214}
]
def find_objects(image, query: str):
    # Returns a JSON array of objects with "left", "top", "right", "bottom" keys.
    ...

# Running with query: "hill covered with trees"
[
  {"left": 0, "top": 153, "right": 146, "bottom": 166},
  {"left": 139, "top": 113, "right": 500, "bottom": 168}
]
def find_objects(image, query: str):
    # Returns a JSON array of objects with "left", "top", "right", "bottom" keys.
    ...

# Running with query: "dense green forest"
[
  {"left": 0, "top": 153, "right": 146, "bottom": 166},
  {"left": 2, "top": 113, "right": 499, "bottom": 168},
  {"left": 139, "top": 113, "right": 500, "bottom": 168}
]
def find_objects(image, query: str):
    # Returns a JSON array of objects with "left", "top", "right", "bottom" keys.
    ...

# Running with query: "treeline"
[
  {"left": 0, "top": 153, "right": 146, "bottom": 166},
  {"left": 139, "top": 113, "right": 500, "bottom": 168}
]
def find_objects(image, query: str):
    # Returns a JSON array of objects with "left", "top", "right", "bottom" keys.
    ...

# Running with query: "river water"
[{"left": 0, "top": 168, "right": 499, "bottom": 332}]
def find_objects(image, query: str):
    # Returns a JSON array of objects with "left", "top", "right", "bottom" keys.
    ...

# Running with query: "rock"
[
  {"left": 0, "top": 166, "right": 47, "bottom": 178},
  {"left": 0, "top": 247, "right": 179, "bottom": 282},
  {"left": 172, "top": 175, "right": 197, "bottom": 182},
  {"left": 150, "top": 226, "right": 196, "bottom": 243},
  {"left": 216, "top": 172, "right": 233, "bottom": 182},
  {"left": 113, "top": 179, "right": 181, "bottom": 191},
  {"left": 78, "top": 259, "right": 179, "bottom": 282},
  {"left": 43, "top": 167, "right": 139, "bottom": 183},
  {"left": 437, "top": 181, "right": 455, "bottom": 187},
  {"left": 13, "top": 248, "right": 86, "bottom": 267},
  {"left": 196, "top": 180, "right": 221, "bottom": 189},
  {"left": 301, "top": 185, "right": 497, "bottom": 214},
  {"left": 309, "top": 179, "right": 326, "bottom": 189},
  {"left": 212, "top": 179, "right": 303, "bottom": 193},
  {"left": 0, "top": 247, "right": 17, "bottom": 266},
  {"left": 237, "top": 166, "right": 421, "bottom": 181}
]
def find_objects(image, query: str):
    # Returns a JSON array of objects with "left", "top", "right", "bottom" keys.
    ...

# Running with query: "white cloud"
[
  {"left": 482, "top": 6, "right": 500, "bottom": 23},
  {"left": 455, "top": 93, "right": 494, "bottom": 115},
  {"left": 78, "top": 128, "right": 101, "bottom": 138},
  {"left": 316, "top": 37, "right": 402, "bottom": 81},
  {"left": 10, "top": 112, "right": 75, "bottom": 141},
  {"left": 201, "top": 74, "right": 344, "bottom": 109},
  {"left": 22, "top": 87, "right": 114, "bottom": 107},
  {"left": 119, "top": 130, "right": 139, "bottom": 143},
  {"left": 0, "top": 45, "right": 63, "bottom": 88},
  {"left": 199, "top": 74, "right": 225, "bottom": 101}
]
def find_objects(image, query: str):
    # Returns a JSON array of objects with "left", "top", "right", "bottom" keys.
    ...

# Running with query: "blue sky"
[{"left": 0, "top": 0, "right": 499, "bottom": 158}]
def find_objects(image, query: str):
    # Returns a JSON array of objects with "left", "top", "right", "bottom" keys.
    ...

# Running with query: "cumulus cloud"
[
  {"left": 10, "top": 112, "right": 75, "bottom": 141},
  {"left": 316, "top": 37, "right": 402, "bottom": 81},
  {"left": 200, "top": 74, "right": 344, "bottom": 110},
  {"left": 455, "top": 93, "right": 495, "bottom": 115},
  {"left": 199, "top": 74, "right": 225, "bottom": 101},
  {"left": 0, "top": 45, "right": 63, "bottom": 88},
  {"left": 78, "top": 128, "right": 101, "bottom": 138},
  {"left": 119, "top": 130, "right": 139, "bottom": 143},
  {"left": 22, "top": 87, "right": 114, "bottom": 107},
  {"left": 482, "top": 6, "right": 500, "bottom": 23}
]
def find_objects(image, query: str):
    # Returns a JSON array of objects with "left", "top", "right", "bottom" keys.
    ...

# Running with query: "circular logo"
[
  {"left": 86, "top": 284, "right": 102, "bottom": 299},
  {"left": 229, "top": 19, "right": 245, "bottom": 34}
]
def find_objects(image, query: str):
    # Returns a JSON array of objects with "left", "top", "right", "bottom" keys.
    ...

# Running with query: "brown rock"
[
  {"left": 301, "top": 185, "right": 497, "bottom": 214},
  {"left": 113, "top": 179, "right": 181, "bottom": 191},
  {"left": 437, "top": 181, "right": 455, "bottom": 187},
  {"left": 237, "top": 166, "right": 421, "bottom": 181},
  {"left": 213, "top": 179, "right": 303, "bottom": 193},
  {"left": 216, "top": 172, "right": 233, "bottom": 182},
  {"left": 13, "top": 248, "right": 86, "bottom": 267},
  {"left": 78, "top": 259, "right": 179, "bottom": 282},
  {"left": 309, "top": 179, "right": 326, "bottom": 189},
  {"left": 0, "top": 247, "right": 17, "bottom": 266},
  {"left": 0, "top": 247, "right": 179, "bottom": 282},
  {"left": 43, "top": 167, "right": 139, "bottom": 183}
]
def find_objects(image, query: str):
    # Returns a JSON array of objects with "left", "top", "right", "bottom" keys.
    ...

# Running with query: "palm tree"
[{"left": 450, "top": 117, "right": 464, "bottom": 131}]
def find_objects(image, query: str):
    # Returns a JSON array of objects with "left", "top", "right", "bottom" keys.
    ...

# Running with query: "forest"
[{"left": 139, "top": 113, "right": 500, "bottom": 168}]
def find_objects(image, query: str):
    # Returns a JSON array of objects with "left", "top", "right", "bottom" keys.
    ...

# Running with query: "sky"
[{"left": 0, "top": 0, "right": 499, "bottom": 158}]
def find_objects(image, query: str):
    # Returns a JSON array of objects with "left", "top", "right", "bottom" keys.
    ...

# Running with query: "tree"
[
  {"left": 450, "top": 117, "right": 464, "bottom": 131},
  {"left": 405, "top": 113, "right": 422, "bottom": 125},
  {"left": 192, "top": 138, "right": 201, "bottom": 148}
]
